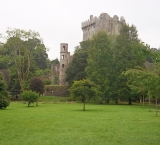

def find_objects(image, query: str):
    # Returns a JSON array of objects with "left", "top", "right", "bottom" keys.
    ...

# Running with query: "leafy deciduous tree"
[
  {"left": 66, "top": 40, "right": 90, "bottom": 87},
  {"left": 29, "top": 77, "right": 44, "bottom": 105},
  {"left": 21, "top": 90, "right": 39, "bottom": 107},
  {"left": 110, "top": 24, "right": 146, "bottom": 104},
  {"left": 69, "top": 79, "right": 102, "bottom": 111},
  {"left": 0, "top": 73, "right": 10, "bottom": 109},
  {"left": 3, "top": 28, "right": 48, "bottom": 91},
  {"left": 85, "top": 31, "right": 112, "bottom": 101}
]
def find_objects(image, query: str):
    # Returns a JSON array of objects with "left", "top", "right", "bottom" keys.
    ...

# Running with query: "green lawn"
[{"left": 0, "top": 101, "right": 160, "bottom": 145}]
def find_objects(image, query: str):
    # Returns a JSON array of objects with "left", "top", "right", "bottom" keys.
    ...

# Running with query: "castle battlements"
[
  {"left": 81, "top": 16, "right": 97, "bottom": 28},
  {"left": 81, "top": 13, "right": 126, "bottom": 41}
]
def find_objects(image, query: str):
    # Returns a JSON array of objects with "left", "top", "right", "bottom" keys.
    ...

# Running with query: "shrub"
[
  {"left": 29, "top": 77, "right": 45, "bottom": 95},
  {"left": 43, "top": 79, "right": 51, "bottom": 85},
  {"left": 0, "top": 73, "right": 10, "bottom": 109},
  {"left": 21, "top": 90, "right": 39, "bottom": 106}
]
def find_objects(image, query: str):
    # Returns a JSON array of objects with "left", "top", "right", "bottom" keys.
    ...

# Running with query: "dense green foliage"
[
  {"left": 21, "top": 90, "right": 39, "bottom": 106},
  {"left": 0, "top": 28, "right": 50, "bottom": 91},
  {"left": 109, "top": 24, "right": 147, "bottom": 104},
  {"left": 66, "top": 24, "right": 158, "bottom": 105},
  {"left": 69, "top": 79, "right": 102, "bottom": 110},
  {"left": 29, "top": 77, "right": 45, "bottom": 96},
  {"left": 0, "top": 102, "right": 160, "bottom": 145},
  {"left": 0, "top": 73, "right": 10, "bottom": 109},
  {"left": 66, "top": 40, "right": 90, "bottom": 86},
  {"left": 86, "top": 31, "right": 112, "bottom": 101},
  {"left": 124, "top": 64, "right": 160, "bottom": 116}
]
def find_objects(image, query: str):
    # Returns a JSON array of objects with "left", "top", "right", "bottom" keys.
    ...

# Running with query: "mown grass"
[
  {"left": 38, "top": 96, "right": 71, "bottom": 102},
  {"left": 0, "top": 99, "right": 160, "bottom": 145}
]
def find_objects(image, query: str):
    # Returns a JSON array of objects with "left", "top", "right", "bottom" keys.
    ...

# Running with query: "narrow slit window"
[
  {"left": 63, "top": 46, "right": 65, "bottom": 51},
  {"left": 62, "top": 64, "right": 64, "bottom": 68},
  {"left": 111, "top": 23, "right": 113, "bottom": 30},
  {"left": 62, "top": 55, "right": 64, "bottom": 59}
]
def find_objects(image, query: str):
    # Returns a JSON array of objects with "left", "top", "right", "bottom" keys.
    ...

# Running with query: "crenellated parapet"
[
  {"left": 81, "top": 16, "right": 97, "bottom": 28},
  {"left": 81, "top": 13, "right": 126, "bottom": 40}
]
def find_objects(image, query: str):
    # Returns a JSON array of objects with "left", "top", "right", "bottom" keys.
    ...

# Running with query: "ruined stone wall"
[
  {"left": 51, "top": 63, "right": 59, "bottom": 84},
  {"left": 81, "top": 13, "right": 126, "bottom": 41}
]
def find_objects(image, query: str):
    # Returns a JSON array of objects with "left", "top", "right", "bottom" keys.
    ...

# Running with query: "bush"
[
  {"left": 21, "top": 90, "right": 39, "bottom": 106},
  {"left": 29, "top": 77, "right": 45, "bottom": 95},
  {"left": 43, "top": 79, "right": 51, "bottom": 85},
  {"left": 0, "top": 74, "right": 10, "bottom": 109}
]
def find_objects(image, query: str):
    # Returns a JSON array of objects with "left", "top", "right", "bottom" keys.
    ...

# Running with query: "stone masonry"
[
  {"left": 81, "top": 13, "right": 126, "bottom": 41},
  {"left": 59, "top": 43, "right": 72, "bottom": 85}
]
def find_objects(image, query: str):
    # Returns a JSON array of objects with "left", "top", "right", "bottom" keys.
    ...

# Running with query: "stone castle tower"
[
  {"left": 51, "top": 13, "right": 126, "bottom": 86},
  {"left": 59, "top": 43, "right": 72, "bottom": 85},
  {"left": 81, "top": 13, "right": 126, "bottom": 40}
]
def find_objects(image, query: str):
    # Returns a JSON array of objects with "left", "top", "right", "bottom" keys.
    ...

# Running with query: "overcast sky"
[{"left": 0, "top": 0, "right": 160, "bottom": 60}]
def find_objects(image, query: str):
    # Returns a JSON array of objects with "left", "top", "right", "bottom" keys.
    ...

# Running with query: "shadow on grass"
[
  {"left": 0, "top": 108, "right": 13, "bottom": 111},
  {"left": 72, "top": 108, "right": 104, "bottom": 112}
]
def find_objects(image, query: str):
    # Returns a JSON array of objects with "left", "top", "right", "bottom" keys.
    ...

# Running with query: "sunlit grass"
[{"left": 0, "top": 101, "right": 160, "bottom": 145}]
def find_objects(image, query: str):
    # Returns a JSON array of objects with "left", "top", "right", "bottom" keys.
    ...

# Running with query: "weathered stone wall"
[
  {"left": 51, "top": 63, "right": 59, "bottom": 84},
  {"left": 81, "top": 13, "right": 126, "bottom": 41},
  {"left": 59, "top": 43, "right": 72, "bottom": 85}
]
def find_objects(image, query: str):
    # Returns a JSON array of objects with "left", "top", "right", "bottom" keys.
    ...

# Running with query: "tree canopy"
[
  {"left": 66, "top": 40, "right": 90, "bottom": 87},
  {"left": 0, "top": 73, "right": 10, "bottom": 109},
  {"left": 69, "top": 79, "right": 102, "bottom": 111},
  {"left": 0, "top": 28, "right": 50, "bottom": 91}
]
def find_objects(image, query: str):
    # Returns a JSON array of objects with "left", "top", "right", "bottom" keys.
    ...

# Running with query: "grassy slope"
[{"left": 0, "top": 102, "right": 160, "bottom": 145}]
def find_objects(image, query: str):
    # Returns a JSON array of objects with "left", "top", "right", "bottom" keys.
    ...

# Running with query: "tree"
[
  {"left": 29, "top": 77, "right": 44, "bottom": 105},
  {"left": 29, "top": 77, "right": 44, "bottom": 95},
  {"left": 21, "top": 90, "right": 39, "bottom": 107},
  {"left": 69, "top": 79, "right": 102, "bottom": 111},
  {"left": 85, "top": 31, "right": 112, "bottom": 102},
  {"left": 66, "top": 40, "right": 90, "bottom": 87},
  {"left": 150, "top": 63, "right": 160, "bottom": 116},
  {"left": 123, "top": 68, "right": 153, "bottom": 108},
  {"left": 0, "top": 73, "right": 10, "bottom": 109},
  {"left": 51, "top": 58, "right": 59, "bottom": 65},
  {"left": 123, "top": 64, "right": 160, "bottom": 116},
  {"left": 3, "top": 28, "right": 48, "bottom": 91},
  {"left": 31, "top": 38, "right": 48, "bottom": 70},
  {"left": 110, "top": 24, "right": 146, "bottom": 104}
]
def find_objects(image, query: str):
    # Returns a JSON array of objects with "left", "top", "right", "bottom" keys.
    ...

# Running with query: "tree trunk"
[
  {"left": 28, "top": 101, "right": 30, "bottom": 107},
  {"left": 156, "top": 95, "right": 158, "bottom": 117},
  {"left": 36, "top": 100, "right": 38, "bottom": 106},
  {"left": 140, "top": 96, "right": 142, "bottom": 107},
  {"left": 148, "top": 91, "right": 151, "bottom": 112},
  {"left": 128, "top": 97, "right": 132, "bottom": 105},
  {"left": 141, "top": 96, "right": 143, "bottom": 107},
  {"left": 115, "top": 99, "right": 118, "bottom": 105},
  {"left": 83, "top": 101, "right": 85, "bottom": 111},
  {"left": 106, "top": 97, "right": 109, "bottom": 104},
  {"left": 142, "top": 93, "right": 144, "bottom": 107}
]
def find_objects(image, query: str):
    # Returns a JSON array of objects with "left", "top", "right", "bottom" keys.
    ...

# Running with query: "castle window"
[
  {"left": 62, "top": 55, "right": 64, "bottom": 59},
  {"left": 111, "top": 23, "right": 113, "bottom": 30},
  {"left": 63, "top": 46, "right": 65, "bottom": 51},
  {"left": 62, "top": 64, "right": 64, "bottom": 68}
]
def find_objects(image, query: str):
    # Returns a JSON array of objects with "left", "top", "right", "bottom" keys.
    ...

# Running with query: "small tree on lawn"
[
  {"left": 21, "top": 90, "right": 39, "bottom": 107},
  {"left": 0, "top": 73, "right": 10, "bottom": 109},
  {"left": 29, "top": 77, "right": 44, "bottom": 105},
  {"left": 69, "top": 79, "right": 102, "bottom": 111}
]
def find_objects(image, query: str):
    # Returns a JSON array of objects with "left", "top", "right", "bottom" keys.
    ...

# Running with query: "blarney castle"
[{"left": 51, "top": 13, "right": 126, "bottom": 85}]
